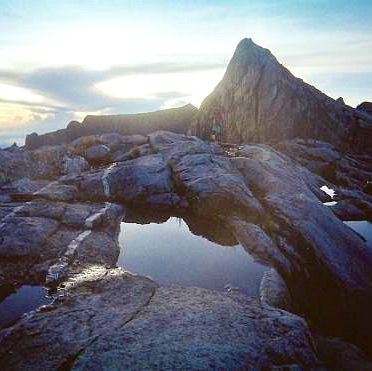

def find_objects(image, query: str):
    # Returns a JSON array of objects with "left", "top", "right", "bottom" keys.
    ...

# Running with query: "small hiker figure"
[{"left": 211, "top": 110, "right": 223, "bottom": 143}]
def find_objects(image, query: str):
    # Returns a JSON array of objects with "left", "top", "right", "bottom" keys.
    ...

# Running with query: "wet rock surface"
[
  {"left": 1, "top": 129, "right": 372, "bottom": 368},
  {"left": 0, "top": 266, "right": 322, "bottom": 370}
]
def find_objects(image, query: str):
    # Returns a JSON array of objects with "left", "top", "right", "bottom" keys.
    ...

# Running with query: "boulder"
[
  {"left": 106, "top": 155, "right": 182, "bottom": 208},
  {"left": 61, "top": 203, "right": 98, "bottom": 227},
  {"left": 15, "top": 199, "right": 66, "bottom": 220},
  {"left": 122, "top": 134, "right": 148, "bottom": 146},
  {"left": 113, "top": 144, "right": 151, "bottom": 162},
  {"left": 0, "top": 267, "right": 322, "bottom": 370},
  {"left": 33, "top": 183, "right": 79, "bottom": 202},
  {"left": 0, "top": 145, "right": 70, "bottom": 186},
  {"left": 85, "top": 144, "right": 111, "bottom": 163},
  {"left": 72, "top": 154, "right": 185, "bottom": 209},
  {"left": 0, "top": 216, "right": 59, "bottom": 258},
  {"left": 0, "top": 194, "right": 123, "bottom": 284},
  {"left": 232, "top": 144, "right": 372, "bottom": 353},
  {"left": 62, "top": 155, "right": 89, "bottom": 175},
  {"left": 69, "top": 135, "right": 103, "bottom": 157},
  {"left": 148, "top": 131, "right": 262, "bottom": 220},
  {"left": 0, "top": 178, "right": 50, "bottom": 196},
  {"left": 276, "top": 139, "right": 372, "bottom": 190},
  {"left": 229, "top": 220, "right": 286, "bottom": 267},
  {"left": 99, "top": 132, "right": 122, "bottom": 151},
  {"left": 0, "top": 148, "right": 35, "bottom": 186},
  {"left": 30, "top": 145, "right": 68, "bottom": 178},
  {"left": 149, "top": 130, "right": 221, "bottom": 159}
]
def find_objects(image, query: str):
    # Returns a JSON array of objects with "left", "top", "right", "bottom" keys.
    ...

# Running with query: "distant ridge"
[
  {"left": 82, "top": 104, "right": 197, "bottom": 136},
  {"left": 25, "top": 104, "right": 197, "bottom": 150}
]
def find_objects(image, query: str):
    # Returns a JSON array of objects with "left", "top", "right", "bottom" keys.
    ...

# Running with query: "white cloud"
[
  {"left": 96, "top": 69, "right": 225, "bottom": 108},
  {"left": 0, "top": 101, "right": 54, "bottom": 129}
]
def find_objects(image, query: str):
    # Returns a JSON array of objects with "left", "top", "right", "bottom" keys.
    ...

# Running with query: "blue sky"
[{"left": 0, "top": 0, "right": 371, "bottom": 146}]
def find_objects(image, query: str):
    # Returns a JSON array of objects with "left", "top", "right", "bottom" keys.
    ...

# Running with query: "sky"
[{"left": 0, "top": 0, "right": 371, "bottom": 147}]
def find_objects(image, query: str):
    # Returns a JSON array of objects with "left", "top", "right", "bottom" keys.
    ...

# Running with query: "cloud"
[
  {"left": 0, "top": 61, "right": 224, "bottom": 111},
  {"left": 0, "top": 61, "right": 223, "bottom": 107},
  {"left": 0, "top": 61, "right": 225, "bottom": 145}
]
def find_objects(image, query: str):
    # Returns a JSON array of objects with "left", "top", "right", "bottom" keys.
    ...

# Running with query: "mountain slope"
[{"left": 191, "top": 38, "right": 370, "bottom": 148}]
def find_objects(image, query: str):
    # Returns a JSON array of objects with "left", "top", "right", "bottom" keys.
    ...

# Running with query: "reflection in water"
[
  {"left": 118, "top": 210, "right": 267, "bottom": 296},
  {"left": 0, "top": 285, "right": 51, "bottom": 328},
  {"left": 344, "top": 221, "right": 372, "bottom": 248}
]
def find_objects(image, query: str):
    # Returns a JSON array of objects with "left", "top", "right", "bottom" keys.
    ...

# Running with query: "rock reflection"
[
  {"left": 123, "top": 208, "right": 238, "bottom": 246},
  {"left": 119, "top": 209, "right": 266, "bottom": 296}
]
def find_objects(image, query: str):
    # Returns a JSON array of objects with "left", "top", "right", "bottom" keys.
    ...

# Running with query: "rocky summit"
[
  {"left": 1, "top": 39, "right": 372, "bottom": 370},
  {"left": 191, "top": 38, "right": 372, "bottom": 151}
]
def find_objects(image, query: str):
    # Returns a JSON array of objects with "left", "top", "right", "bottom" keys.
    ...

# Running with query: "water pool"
[
  {"left": 0, "top": 285, "right": 51, "bottom": 328},
  {"left": 118, "top": 211, "right": 267, "bottom": 296},
  {"left": 344, "top": 220, "right": 372, "bottom": 248}
]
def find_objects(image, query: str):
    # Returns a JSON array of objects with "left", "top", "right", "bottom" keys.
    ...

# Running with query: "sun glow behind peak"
[{"left": 95, "top": 69, "right": 225, "bottom": 108}]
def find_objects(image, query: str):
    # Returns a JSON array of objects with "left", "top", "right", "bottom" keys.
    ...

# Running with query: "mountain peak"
[
  {"left": 229, "top": 38, "right": 275, "bottom": 72},
  {"left": 191, "top": 38, "right": 372, "bottom": 148},
  {"left": 235, "top": 37, "right": 269, "bottom": 53},
  {"left": 237, "top": 37, "right": 255, "bottom": 47},
  {"left": 236, "top": 37, "right": 272, "bottom": 53}
]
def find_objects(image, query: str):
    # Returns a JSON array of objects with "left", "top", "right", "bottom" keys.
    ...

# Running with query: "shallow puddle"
[
  {"left": 118, "top": 210, "right": 267, "bottom": 296},
  {"left": 344, "top": 221, "right": 372, "bottom": 247},
  {"left": 0, "top": 285, "right": 51, "bottom": 328}
]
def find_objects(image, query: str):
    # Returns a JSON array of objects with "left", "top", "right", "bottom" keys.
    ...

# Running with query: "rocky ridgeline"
[
  {"left": 25, "top": 104, "right": 197, "bottom": 150},
  {"left": 1, "top": 130, "right": 372, "bottom": 369},
  {"left": 191, "top": 38, "right": 372, "bottom": 152}
]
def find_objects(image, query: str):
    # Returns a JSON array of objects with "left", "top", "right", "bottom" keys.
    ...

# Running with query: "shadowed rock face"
[
  {"left": 191, "top": 38, "right": 372, "bottom": 151},
  {"left": 82, "top": 103, "right": 198, "bottom": 136},
  {"left": 229, "top": 144, "right": 372, "bottom": 353}
]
